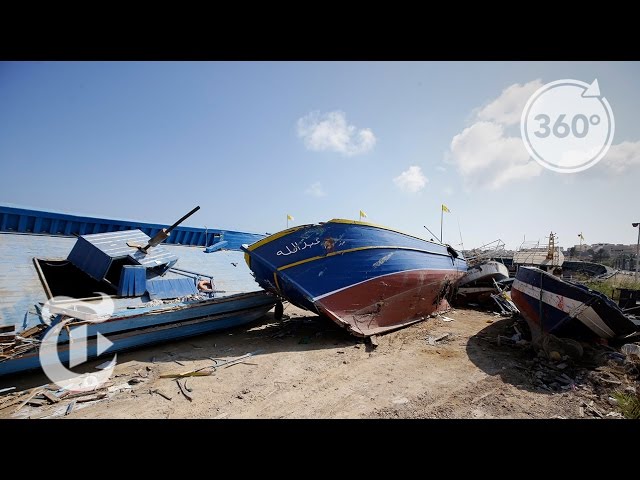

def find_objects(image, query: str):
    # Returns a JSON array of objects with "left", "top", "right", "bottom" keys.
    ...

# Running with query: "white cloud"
[
  {"left": 598, "top": 140, "right": 640, "bottom": 175},
  {"left": 450, "top": 121, "right": 542, "bottom": 189},
  {"left": 476, "top": 80, "right": 543, "bottom": 126},
  {"left": 436, "top": 166, "right": 446, "bottom": 172},
  {"left": 305, "top": 181, "right": 327, "bottom": 197},
  {"left": 297, "top": 110, "right": 376, "bottom": 156},
  {"left": 448, "top": 80, "right": 544, "bottom": 190},
  {"left": 393, "top": 166, "right": 428, "bottom": 193},
  {"left": 450, "top": 79, "right": 640, "bottom": 188}
]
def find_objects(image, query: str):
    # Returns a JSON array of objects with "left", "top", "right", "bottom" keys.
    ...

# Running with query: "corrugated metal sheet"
[
  {"left": 0, "top": 205, "right": 265, "bottom": 250},
  {"left": 146, "top": 277, "right": 198, "bottom": 300},
  {"left": 67, "top": 230, "right": 178, "bottom": 280},
  {"left": 118, "top": 265, "right": 147, "bottom": 297},
  {"left": 0, "top": 233, "right": 263, "bottom": 327}
]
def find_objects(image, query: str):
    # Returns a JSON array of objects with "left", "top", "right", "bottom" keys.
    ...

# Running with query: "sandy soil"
[{"left": 1, "top": 304, "right": 636, "bottom": 419}]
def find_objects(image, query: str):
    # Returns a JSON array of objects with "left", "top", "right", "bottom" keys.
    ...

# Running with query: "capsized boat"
[
  {"left": 0, "top": 207, "right": 276, "bottom": 377},
  {"left": 242, "top": 219, "right": 467, "bottom": 336},
  {"left": 511, "top": 266, "right": 639, "bottom": 342}
]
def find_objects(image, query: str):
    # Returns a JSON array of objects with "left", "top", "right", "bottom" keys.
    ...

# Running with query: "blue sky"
[{"left": 1, "top": 61, "right": 638, "bottom": 250}]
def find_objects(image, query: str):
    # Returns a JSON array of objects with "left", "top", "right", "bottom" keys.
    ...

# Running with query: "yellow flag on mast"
[
  {"left": 359, "top": 210, "right": 367, "bottom": 219},
  {"left": 287, "top": 214, "right": 294, "bottom": 221},
  {"left": 442, "top": 204, "right": 450, "bottom": 213}
]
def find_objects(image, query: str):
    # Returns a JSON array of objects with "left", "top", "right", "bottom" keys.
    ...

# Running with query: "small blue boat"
[
  {"left": 242, "top": 219, "right": 467, "bottom": 336},
  {"left": 511, "top": 266, "right": 639, "bottom": 341},
  {"left": 0, "top": 206, "right": 276, "bottom": 377}
]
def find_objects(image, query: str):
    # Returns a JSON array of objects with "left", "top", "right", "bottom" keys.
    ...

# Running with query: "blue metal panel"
[
  {"left": 67, "top": 230, "right": 179, "bottom": 281},
  {"left": 146, "top": 277, "right": 198, "bottom": 300},
  {"left": 117, "top": 265, "right": 146, "bottom": 297},
  {"left": 0, "top": 205, "right": 265, "bottom": 250},
  {"left": 204, "top": 241, "right": 228, "bottom": 253}
]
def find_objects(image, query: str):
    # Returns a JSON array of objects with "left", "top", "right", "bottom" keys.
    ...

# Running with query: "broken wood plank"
[
  {"left": 176, "top": 379, "right": 192, "bottom": 402},
  {"left": 0, "top": 325, "right": 15, "bottom": 334},
  {"left": 63, "top": 389, "right": 109, "bottom": 400},
  {"left": 27, "top": 398, "right": 48, "bottom": 407},
  {"left": 19, "top": 324, "right": 46, "bottom": 338},
  {"left": 159, "top": 371, "right": 213, "bottom": 379},
  {"left": 151, "top": 389, "right": 172, "bottom": 401},
  {"left": 42, "top": 391, "right": 60, "bottom": 404},
  {"left": 14, "top": 389, "right": 45, "bottom": 413},
  {"left": 75, "top": 392, "right": 107, "bottom": 403}
]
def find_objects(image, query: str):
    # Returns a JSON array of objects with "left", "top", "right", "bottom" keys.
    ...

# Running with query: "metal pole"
[
  {"left": 635, "top": 224, "right": 639, "bottom": 280},
  {"left": 440, "top": 208, "right": 443, "bottom": 243}
]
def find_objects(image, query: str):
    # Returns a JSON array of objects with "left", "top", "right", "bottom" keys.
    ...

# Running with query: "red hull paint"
[
  {"left": 510, "top": 288, "right": 543, "bottom": 340},
  {"left": 315, "top": 269, "right": 464, "bottom": 336}
]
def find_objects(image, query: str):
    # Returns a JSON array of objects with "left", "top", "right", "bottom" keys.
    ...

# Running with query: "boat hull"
[
  {"left": 0, "top": 295, "right": 274, "bottom": 377},
  {"left": 457, "top": 261, "right": 509, "bottom": 288},
  {"left": 244, "top": 220, "right": 466, "bottom": 336},
  {"left": 511, "top": 266, "right": 637, "bottom": 342}
]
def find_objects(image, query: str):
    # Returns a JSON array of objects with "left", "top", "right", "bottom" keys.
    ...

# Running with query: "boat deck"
[{"left": 0, "top": 233, "right": 263, "bottom": 328}]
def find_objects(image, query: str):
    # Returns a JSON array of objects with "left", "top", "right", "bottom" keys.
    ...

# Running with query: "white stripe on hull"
[{"left": 512, "top": 279, "right": 615, "bottom": 338}]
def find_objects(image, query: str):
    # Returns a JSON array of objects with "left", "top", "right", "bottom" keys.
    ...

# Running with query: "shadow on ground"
[
  {"left": 0, "top": 308, "right": 356, "bottom": 392},
  {"left": 465, "top": 314, "right": 624, "bottom": 396}
]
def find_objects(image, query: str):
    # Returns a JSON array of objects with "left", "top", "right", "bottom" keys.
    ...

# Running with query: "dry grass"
[{"left": 583, "top": 275, "right": 640, "bottom": 299}]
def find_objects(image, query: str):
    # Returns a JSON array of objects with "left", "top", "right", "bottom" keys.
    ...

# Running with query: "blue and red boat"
[
  {"left": 511, "top": 266, "right": 639, "bottom": 342},
  {"left": 242, "top": 219, "right": 467, "bottom": 336}
]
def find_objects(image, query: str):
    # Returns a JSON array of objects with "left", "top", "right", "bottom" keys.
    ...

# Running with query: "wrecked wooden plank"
[
  {"left": 27, "top": 398, "right": 48, "bottom": 407},
  {"left": 159, "top": 370, "right": 213, "bottom": 379},
  {"left": 14, "top": 389, "right": 44, "bottom": 413},
  {"left": 151, "top": 389, "right": 172, "bottom": 401},
  {"left": 176, "top": 379, "right": 192, "bottom": 402},
  {"left": 76, "top": 392, "right": 107, "bottom": 403},
  {"left": 19, "top": 325, "right": 46, "bottom": 338},
  {"left": 42, "top": 391, "right": 60, "bottom": 404},
  {"left": 63, "top": 389, "right": 109, "bottom": 400}
]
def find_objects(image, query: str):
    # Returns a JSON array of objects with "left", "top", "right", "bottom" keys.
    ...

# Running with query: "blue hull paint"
[
  {"left": 54, "top": 292, "right": 275, "bottom": 343},
  {"left": 512, "top": 266, "right": 637, "bottom": 341},
  {"left": 0, "top": 303, "right": 273, "bottom": 377},
  {"left": 244, "top": 220, "right": 466, "bottom": 323}
]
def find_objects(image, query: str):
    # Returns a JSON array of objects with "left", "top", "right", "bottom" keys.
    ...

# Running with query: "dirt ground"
[{"left": 1, "top": 304, "right": 637, "bottom": 419}]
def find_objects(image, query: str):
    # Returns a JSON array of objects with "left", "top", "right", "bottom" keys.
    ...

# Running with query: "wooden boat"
[
  {"left": 0, "top": 207, "right": 276, "bottom": 377},
  {"left": 510, "top": 266, "right": 639, "bottom": 341},
  {"left": 242, "top": 219, "right": 467, "bottom": 336},
  {"left": 457, "top": 260, "right": 509, "bottom": 288}
]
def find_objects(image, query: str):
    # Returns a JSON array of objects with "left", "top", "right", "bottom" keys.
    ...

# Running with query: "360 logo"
[
  {"left": 521, "top": 79, "right": 615, "bottom": 173},
  {"left": 39, "top": 294, "right": 117, "bottom": 392}
]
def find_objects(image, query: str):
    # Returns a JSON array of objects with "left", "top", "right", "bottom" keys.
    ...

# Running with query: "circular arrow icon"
[
  {"left": 39, "top": 294, "right": 117, "bottom": 392},
  {"left": 521, "top": 79, "right": 615, "bottom": 173}
]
